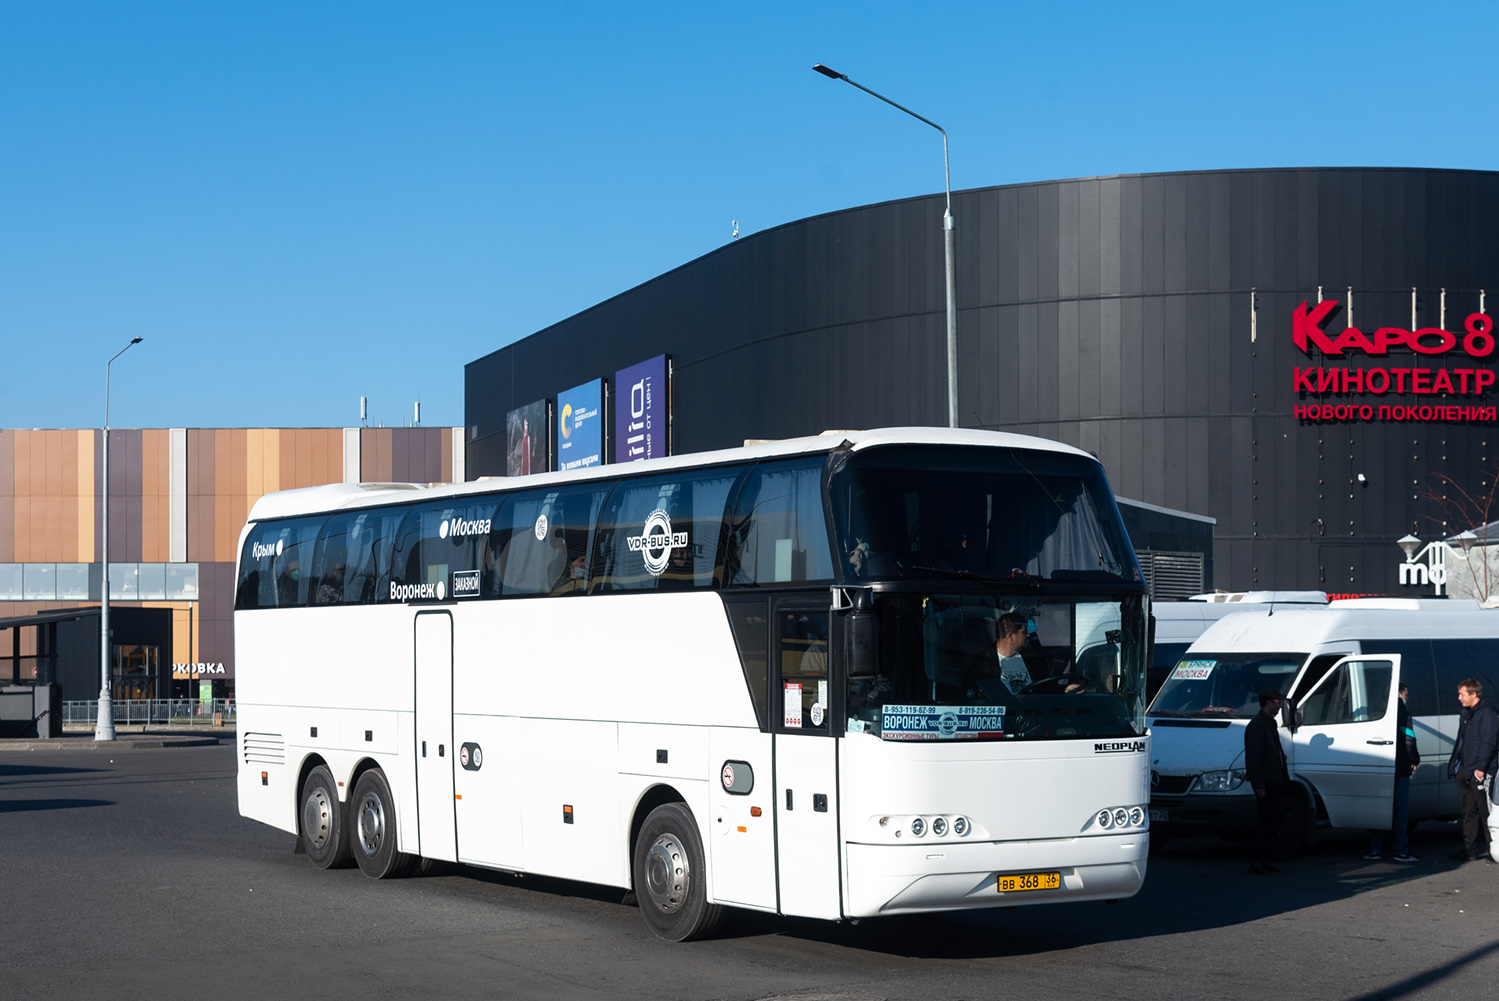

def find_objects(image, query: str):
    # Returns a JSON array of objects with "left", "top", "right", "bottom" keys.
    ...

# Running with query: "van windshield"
[{"left": 1148, "top": 651, "right": 1305, "bottom": 718}]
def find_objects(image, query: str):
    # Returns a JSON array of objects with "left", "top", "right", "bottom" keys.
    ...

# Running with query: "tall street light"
[
  {"left": 97, "top": 336, "right": 143, "bottom": 741},
  {"left": 814, "top": 63, "right": 958, "bottom": 428}
]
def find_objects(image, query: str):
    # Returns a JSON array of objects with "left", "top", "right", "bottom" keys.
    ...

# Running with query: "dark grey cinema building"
[{"left": 466, "top": 167, "right": 1499, "bottom": 596}]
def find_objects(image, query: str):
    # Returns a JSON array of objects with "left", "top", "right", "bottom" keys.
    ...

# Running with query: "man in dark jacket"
[
  {"left": 1448, "top": 678, "right": 1498, "bottom": 863},
  {"left": 1245, "top": 687, "right": 1289, "bottom": 874},
  {"left": 1365, "top": 683, "right": 1421, "bottom": 862}
]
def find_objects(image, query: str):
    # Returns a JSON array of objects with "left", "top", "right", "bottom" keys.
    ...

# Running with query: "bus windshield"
[
  {"left": 848, "top": 593, "right": 1148, "bottom": 741},
  {"left": 829, "top": 445, "right": 1141, "bottom": 585},
  {"left": 1149, "top": 652, "right": 1305, "bottom": 718}
]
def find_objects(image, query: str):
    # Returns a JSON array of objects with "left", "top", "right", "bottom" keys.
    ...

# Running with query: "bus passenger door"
[
  {"left": 415, "top": 611, "right": 457, "bottom": 862},
  {"left": 1290, "top": 655, "right": 1401, "bottom": 831},
  {"left": 773, "top": 603, "right": 841, "bottom": 920}
]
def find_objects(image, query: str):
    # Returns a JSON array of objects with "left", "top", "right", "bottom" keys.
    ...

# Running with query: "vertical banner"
[
  {"left": 506, "top": 399, "right": 550, "bottom": 476},
  {"left": 556, "top": 379, "right": 604, "bottom": 470},
  {"left": 614, "top": 354, "right": 669, "bottom": 463}
]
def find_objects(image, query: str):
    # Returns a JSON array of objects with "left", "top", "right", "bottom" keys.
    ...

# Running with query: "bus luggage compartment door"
[
  {"left": 773, "top": 604, "right": 842, "bottom": 920},
  {"left": 415, "top": 611, "right": 458, "bottom": 862},
  {"left": 1290, "top": 654, "right": 1401, "bottom": 831}
]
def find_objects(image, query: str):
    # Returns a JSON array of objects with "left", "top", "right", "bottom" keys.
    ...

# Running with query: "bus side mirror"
[{"left": 844, "top": 610, "right": 878, "bottom": 678}]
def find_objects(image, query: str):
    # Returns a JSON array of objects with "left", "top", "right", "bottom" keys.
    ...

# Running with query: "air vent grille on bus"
[
  {"left": 243, "top": 732, "right": 285, "bottom": 765},
  {"left": 1137, "top": 550, "right": 1206, "bottom": 601}
]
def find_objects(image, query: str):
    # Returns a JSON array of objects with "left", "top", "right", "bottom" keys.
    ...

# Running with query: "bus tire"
[
  {"left": 632, "top": 803, "right": 723, "bottom": 942},
  {"left": 350, "top": 769, "right": 417, "bottom": 879},
  {"left": 299, "top": 765, "right": 351, "bottom": 869}
]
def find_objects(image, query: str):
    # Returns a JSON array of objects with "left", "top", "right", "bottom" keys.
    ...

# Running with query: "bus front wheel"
[
  {"left": 350, "top": 769, "right": 417, "bottom": 879},
  {"left": 299, "top": 765, "right": 351, "bottom": 869},
  {"left": 632, "top": 803, "right": 723, "bottom": 942}
]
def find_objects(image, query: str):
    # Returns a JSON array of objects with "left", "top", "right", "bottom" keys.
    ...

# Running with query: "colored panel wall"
[{"left": 0, "top": 431, "right": 13, "bottom": 562}]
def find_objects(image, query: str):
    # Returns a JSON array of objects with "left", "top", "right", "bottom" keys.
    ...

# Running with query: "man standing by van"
[
  {"left": 1448, "top": 679, "right": 1498, "bottom": 863},
  {"left": 1365, "top": 682, "right": 1420, "bottom": 862},
  {"left": 1245, "top": 688, "right": 1288, "bottom": 874}
]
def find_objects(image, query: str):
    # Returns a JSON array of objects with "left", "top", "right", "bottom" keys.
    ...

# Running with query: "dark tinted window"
[
  {"left": 310, "top": 508, "right": 406, "bottom": 605},
  {"left": 235, "top": 517, "right": 325, "bottom": 610},
  {"left": 390, "top": 499, "right": 500, "bottom": 602},
  {"left": 830, "top": 445, "right": 1141, "bottom": 584},
  {"left": 722, "top": 596, "right": 770, "bottom": 729},
  {"left": 1431, "top": 639, "right": 1499, "bottom": 716},
  {"left": 1358, "top": 640, "right": 1438, "bottom": 717},
  {"left": 1301, "top": 659, "right": 1393, "bottom": 725},
  {"left": 725, "top": 459, "right": 834, "bottom": 586},
  {"left": 591, "top": 466, "right": 749, "bottom": 592},
  {"left": 493, "top": 483, "right": 611, "bottom": 596}
]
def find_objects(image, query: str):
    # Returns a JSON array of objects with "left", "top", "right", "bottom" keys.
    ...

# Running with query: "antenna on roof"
[
  {"left": 360, "top": 396, "right": 368, "bottom": 427},
  {"left": 414, "top": 400, "right": 421, "bottom": 427}
]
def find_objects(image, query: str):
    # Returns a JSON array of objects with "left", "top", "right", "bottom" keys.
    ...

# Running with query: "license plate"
[
  {"left": 996, "top": 871, "right": 1060, "bottom": 893},
  {"left": 1149, "top": 807, "right": 1169, "bottom": 822}
]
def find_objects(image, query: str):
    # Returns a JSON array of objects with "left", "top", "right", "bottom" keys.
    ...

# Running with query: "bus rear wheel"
[
  {"left": 350, "top": 769, "right": 416, "bottom": 879},
  {"left": 632, "top": 803, "right": 723, "bottom": 942},
  {"left": 300, "top": 765, "right": 351, "bottom": 869}
]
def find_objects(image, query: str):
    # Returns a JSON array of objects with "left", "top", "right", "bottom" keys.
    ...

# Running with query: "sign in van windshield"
[
  {"left": 1170, "top": 660, "right": 1216, "bottom": 681},
  {"left": 880, "top": 704, "right": 1006, "bottom": 740}
]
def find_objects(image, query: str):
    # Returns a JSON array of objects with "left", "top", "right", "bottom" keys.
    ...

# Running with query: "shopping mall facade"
[
  {"left": 466, "top": 167, "right": 1499, "bottom": 599},
  {"left": 0, "top": 427, "right": 463, "bottom": 701}
]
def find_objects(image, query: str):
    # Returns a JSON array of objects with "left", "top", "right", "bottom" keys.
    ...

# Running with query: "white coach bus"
[{"left": 235, "top": 427, "right": 1152, "bottom": 940}]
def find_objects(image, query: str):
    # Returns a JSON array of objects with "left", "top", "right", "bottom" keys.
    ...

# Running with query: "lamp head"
[
  {"left": 1456, "top": 530, "right": 1479, "bottom": 552},
  {"left": 1397, "top": 534, "right": 1421, "bottom": 560},
  {"left": 130, "top": 337, "right": 142, "bottom": 344},
  {"left": 813, "top": 63, "right": 845, "bottom": 80}
]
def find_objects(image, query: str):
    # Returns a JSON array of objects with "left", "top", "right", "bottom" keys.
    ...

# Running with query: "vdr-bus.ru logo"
[{"left": 626, "top": 509, "right": 689, "bottom": 576}]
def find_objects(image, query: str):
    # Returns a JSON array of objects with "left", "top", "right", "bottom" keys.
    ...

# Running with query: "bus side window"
[
  {"left": 723, "top": 596, "right": 770, "bottom": 730},
  {"left": 250, "top": 517, "right": 322, "bottom": 609},
  {"left": 778, "top": 609, "right": 831, "bottom": 733},
  {"left": 724, "top": 459, "right": 834, "bottom": 587},
  {"left": 590, "top": 466, "right": 750, "bottom": 593}
]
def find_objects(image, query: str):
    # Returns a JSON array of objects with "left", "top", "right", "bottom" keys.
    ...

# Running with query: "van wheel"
[
  {"left": 300, "top": 765, "right": 351, "bottom": 869},
  {"left": 632, "top": 803, "right": 723, "bottom": 942},
  {"left": 350, "top": 769, "right": 417, "bottom": 879}
]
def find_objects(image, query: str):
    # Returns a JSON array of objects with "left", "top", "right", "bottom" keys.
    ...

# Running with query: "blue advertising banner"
[
  {"left": 614, "top": 354, "right": 668, "bottom": 463},
  {"left": 557, "top": 379, "right": 603, "bottom": 470},
  {"left": 878, "top": 704, "right": 1007, "bottom": 741}
]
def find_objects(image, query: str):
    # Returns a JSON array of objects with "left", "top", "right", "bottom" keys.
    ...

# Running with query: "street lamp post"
[
  {"left": 1395, "top": 531, "right": 1480, "bottom": 597},
  {"left": 97, "top": 336, "right": 143, "bottom": 741},
  {"left": 814, "top": 63, "right": 958, "bottom": 428}
]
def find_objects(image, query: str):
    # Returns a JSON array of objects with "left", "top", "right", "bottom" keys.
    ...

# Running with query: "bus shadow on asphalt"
[
  {"left": 0, "top": 797, "right": 113, "bottom": 813},
  {"left": 712, "top": 826, "right": 1477, "bottom": 957},
  {"left": 0, "top": 763, "right": 106, "bottom": 781}
]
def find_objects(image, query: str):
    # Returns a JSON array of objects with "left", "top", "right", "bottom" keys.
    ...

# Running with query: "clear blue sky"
[{"left": 4, "top": 1, "right": 1495, "bottom": 431}]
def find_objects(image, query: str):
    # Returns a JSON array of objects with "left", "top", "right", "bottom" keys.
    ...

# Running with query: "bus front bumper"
[{"left": 844, "top": 832, "right": 1147, "bottom": 918}]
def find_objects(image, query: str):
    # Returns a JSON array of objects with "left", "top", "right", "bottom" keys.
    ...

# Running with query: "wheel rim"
[
  {"left": 302, "top": 785, "right": 332, "bottom": 850},
  {"left": 357, "top": 790, "right": 385, "bottom": 856},
  {"left": 643, "top": 832, "right": 689, "bottom": 914}
]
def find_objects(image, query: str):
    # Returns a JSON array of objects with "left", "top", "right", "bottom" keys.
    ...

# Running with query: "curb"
[{"left": 0, "top": 735, "right": 226, "bottom": 751}]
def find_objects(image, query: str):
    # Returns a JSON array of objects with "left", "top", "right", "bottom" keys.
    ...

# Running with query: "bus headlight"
[
  {"left": 931, "top": 816, "right": 948, "bottom": 837},
  {"left": 952, "top": 816, "right": 969, "bottom": 837},
  {"left": 1129, "top": 807, "right": 1145, "bottom": 827},
  {"left": 911, "top": 817, "right": 926, "bottom": 837},
  {"left": 1097, "top": 809, "right": 1114, "bottom": 829},
  {"left": 1113, "top": 808, "right": 1129, "bottom": 828},
  {"left": 1194, "top": 769, "right": 1246, "bottom": 793}
]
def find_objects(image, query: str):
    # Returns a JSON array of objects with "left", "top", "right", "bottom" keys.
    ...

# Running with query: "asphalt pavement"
[{"left": 1, "top": 743, "right": 1494, "bottom": 1001}]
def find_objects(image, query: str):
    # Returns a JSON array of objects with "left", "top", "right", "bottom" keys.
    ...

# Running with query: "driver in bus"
[{"left": 994, "top": 613, "right": 1034, "bottom": 694}]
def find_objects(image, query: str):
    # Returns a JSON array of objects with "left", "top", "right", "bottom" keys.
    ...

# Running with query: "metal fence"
[{"left": 63, "top": 699, "right": 236, "bottom": 727}]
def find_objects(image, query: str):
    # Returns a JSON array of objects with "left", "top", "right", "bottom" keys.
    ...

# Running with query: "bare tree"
[{"left": 1423, "top": 464, "right": 1499, "bottom": 601}]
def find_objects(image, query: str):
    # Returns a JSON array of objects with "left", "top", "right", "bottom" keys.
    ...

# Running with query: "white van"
[
  {"left": 1150, "top": 593, "right": 1328, "bottom": 701},
  {"left": 1147, "top": 599, "right": 1499, "bottom": 853}
]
